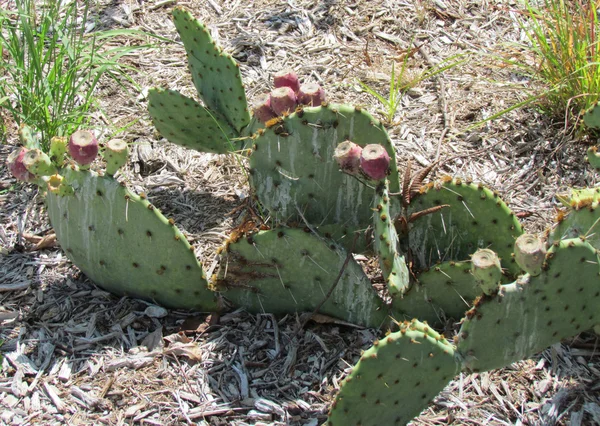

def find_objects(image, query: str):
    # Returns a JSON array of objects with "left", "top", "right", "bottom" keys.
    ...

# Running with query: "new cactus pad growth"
[
  {"left": 333, "top": 140, "right": 362, "bottom": 175},
  {"left": 68, "top": 130, "right": 99, "bottom": 167},
  {"left": 514, "top": 234, "right": 546, "bottom": 276}
]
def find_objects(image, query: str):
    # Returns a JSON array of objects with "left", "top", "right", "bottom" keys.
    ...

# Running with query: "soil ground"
[{"left": 1, "top": 0, "right": 599, "bottom": 425}]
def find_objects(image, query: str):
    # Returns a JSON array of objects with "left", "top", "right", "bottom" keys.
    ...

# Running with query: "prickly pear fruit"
[
  {"left": 23, "top": 149, "right": 57, "bottom": 177},
  {"left": 273, "top": 69, "right": 300, "bottom": 93},
  {"left": 68, "top": 130, "right": 98, "bottom": 167},
  {"left": 587, "top": 146, "right": 600, "bottom": 171},
  {"left": 7, "top": 147, "right": 35, "bottom": 182},
  {"left": 514, "top": 234, "right": 546, "bottom": 276},
  {"left": 47, "top": 174, "right": 73, "bottom": 196},
  {"left": 298, "top": 83, "right": 325, "bottom": 106},
  {"left": 333, "top": 140, "right": 362, "bottom": 175},
  {"left": 49, "top": 137, "right": 67, "bottom": 165},
  {"left": 471, "top": 248, "right": 502, "bottom": 295},
  {"left": 253, "top": 94, "right": 277, "bottom": 123},
  {"left": 270, "top": 86, "right": 297, "bottom": 115},
  {"left": 360, "top": 144, "right": 390, "bottom": 180},
  {"left": 104, "top": 139, "right": 129, "bottom": 176}
]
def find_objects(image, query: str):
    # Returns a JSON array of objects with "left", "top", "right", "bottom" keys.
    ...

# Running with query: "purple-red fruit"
[
  {"left": 273, "top": 69, "right": 300, "bottom": 93},
  {"left": 298, "top": 83, "right": 326, "bottom": 106},
  {"left": 7, "top": 147, "right": 35, "bottom": 182},
  {"left": 68, "top": 130, "right": 98, "bottom": 166},
  {"left": 270, "top": 86, "right": 297, "bottom": 115},
  {"left": 253, "top": 94, "right": 277, "bottom": 123},
  {"left": 360, "top": 144, "right": 390, "bottom": 180},
  {"left": 334, "top": 141, "right": 363, "bottom": 175}
]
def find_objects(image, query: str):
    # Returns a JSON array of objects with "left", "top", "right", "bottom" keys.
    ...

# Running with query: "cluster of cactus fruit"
[{"left": 7, "top": 8, "right": 600, "bottom": 425}]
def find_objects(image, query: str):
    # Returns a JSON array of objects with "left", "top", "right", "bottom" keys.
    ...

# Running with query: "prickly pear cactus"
[
  {"left": 550, "top": 187, "right": 600, "bottom": 249},
  {"left": 249, "top": 104, "right": 400, "bottom": 252},
  {"left": 457, "top": 238, "right": 600, "bottom": 372},
  {"left": 405, "top": 178, "right": 523, "bottom": 276},
  {"left": 46, "top": 168, "right": 219, "bottom": 311},
  {"left": 328, "top": 320, "right": 458, "bottom": 426},
  {"left": 215, "top": 228, "right": 387, "bottom": 328}
]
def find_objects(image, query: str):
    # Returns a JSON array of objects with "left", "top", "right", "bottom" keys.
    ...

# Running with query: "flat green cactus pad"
[
  {"left": 249, "top": 104, "right": 400, "bottom": 252},
  {"left": 392, "top": 260, "right": 479, "bottom": 326},
  {"left": 327, "top": 320, "right": 458, "bottom": 426},
  {"left": 373, "top": 180, "right": 409, "bottom": 297},
  {"left": 148, "top": 89, "right": 241, "bottom": 154},
  {"left": 551, "top": 188, "right": 600, "bottom": 250},
  {"left": 457, "top": 238, "right": 600, "bottom": 372},
  {"left": 172, "top": 8, "right": 250, "bottom": 132},
  {"left": 215, "top": 227, "right": 388, "bottom": 328},
  {"left": 46, "top": 169, "right": 219, "bottom": 311},
  {"left": 583, "top": 102, "right": 600, "bottom": 129},
  {"left": 406, "top": 178, "right": 523, "bottom": 276}
]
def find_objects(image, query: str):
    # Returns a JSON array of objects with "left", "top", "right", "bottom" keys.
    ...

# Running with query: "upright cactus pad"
[
  {"left": 405, "top": 178, "right": 523, "bottom": 276},
  {"left": 457, "top": 238, "right": 600, "bottom": 372},
  {"left": 373, "top": 180, "right": 410, "bottom": 296},
  {"left": 171, "top": 8, "right": 250, "bottom": 132},
  {"left": 551, "top": 187, "right": 600, "bottom": 250},
  {"left": 583, "top": 102, "right": 600, "bottom": 129},
  {"left": 249, "top": 104, "right": 400, "bottom": 251},
  {"left": 327, "top": 320, "right": 458, "bottom": 426},
  {"left": 46, "top": 169, "right": 218, "bottom": 311},
  {"left": 215, "top": 228, "right": 388, "bottom": 328},
  {"left": 148, "top": 89, "right": 241, "bottom": 153}
]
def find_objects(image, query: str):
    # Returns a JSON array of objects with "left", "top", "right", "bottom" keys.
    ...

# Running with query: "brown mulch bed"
[{"left": 1, "top": 0, "right": 599, "bottom": 425}]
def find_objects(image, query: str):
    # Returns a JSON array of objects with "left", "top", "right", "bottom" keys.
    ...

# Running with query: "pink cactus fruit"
[
  {"left": 253, "top": 93, "right": 277, "bottom": 123},
  {"left": 273, "top": 69, "right": 300, "bottom": 93},
  {"left": 7, "top": 147, "right": 35, "bottom": 182},
  {"left": 298, "top": 83, "right": 326, "bottom": 106},
  {"left": 68, "top": 130, "right": 99, "bottom": 166},
  {"left": 360, "top": 144, "right": 390, "bottom": 180},
  {"left": 334, "top": 140, "right": 363, "bottom": 176},
  {"left": 270, "top": 86, "right": 297, "bottom": 115}
]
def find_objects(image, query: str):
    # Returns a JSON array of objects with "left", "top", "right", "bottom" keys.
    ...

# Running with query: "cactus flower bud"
[
  {"left": 273, "top": 69, "right": 300, "bottom": 93},
  {"left": 334, "top": 140, "right": 363, "bottom": 176},
  {"left": 253, "top": 94, "right": 277, "bottom": 123},
  {"left": 298, "top": 83, "right": 326, "bottom": 106},
  {"left": 7, "top": 147, "right": 35, "bottom": 182},
  {"left": 360, "top": 144, "right": 390, "bottom": 180},
  {"left": 270, "top": 86, "right": 297, "bottom": 115},
  {"left": 68, "top": 130, "right": 98, "bottom": 167}
]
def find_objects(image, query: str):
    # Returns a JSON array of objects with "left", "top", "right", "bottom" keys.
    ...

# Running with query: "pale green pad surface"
[
  {"left": 172, "top": 8, "right": 250, "bottom": 132},
  {"left": 148, "top": 88, "right": 240, "bottom": 154},
  {"left": 406, "top": 179, "right": 523, "bottom": 276},
  {"left": 457, "top": 238, "right": 600, "bottom": 372},
  {"left": 327, "top": 320, "right": 458, "bottom": 426},
  {"left": 583, "top": 102, "right": 600, "bottom": 129},
  {"left": 216, "top": 228, "right": 387, "bottom": 328},
  {"left": 46, "top": 169, "right": 218, "bottom": 311},
  {"left": 249, "top": 104, "right": 400, "bottom": 252},
  {"left": 392, "top": 260, "right": 479, "bottom": 326},
  {"left": 551, "top": 188, "right": 600, "bottom": 250}
]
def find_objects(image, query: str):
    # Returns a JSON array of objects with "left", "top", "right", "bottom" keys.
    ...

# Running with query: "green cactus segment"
[
  {"left": 588, "top": 146, "right": 600, "bottom": 171},
  {"left": 216, "top": 228, "right": 387, "bottom": 328},
  {"left": 46, "top": 168, "right": 218, "bottom": 311},
  {"left": 18, "top": 124, "right": 40, "bottom": 149},
  {"left": 551, "top": 188, "right": 600, "bottom": 250},
  {"left": 148, "top": 88, "right": 243, "bottom": 154},
  {"left": 172, "top": 8, "right": 250, "bottom": 132},
  {"left": 249, "top": 104, "right": 400, "bottom": 250},
  {"left": 583, "top": 102, "right": 600, "bottom": 129},
  {"left": 373, "top": 180, "right": 410, "bottom": 296},
  {"left": 391, "top": 260, "right": 479, "bottom": 326},
  {"left": 327, "top": 320, "right": 458, "bottom": 426},
  {"left": 457, "top": 238, "right": 600, "bottom": 373},
  {"left": 406, "top": 179, "right": 523, "bottom": 276}
]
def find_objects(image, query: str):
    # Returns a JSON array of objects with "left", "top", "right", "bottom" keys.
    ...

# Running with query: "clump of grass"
[
  {"left": 516, "top": 0, "right": 600, "bottom": 121},
  {"left": 0, "top": 0, "right": 156, "bottom": 150}
]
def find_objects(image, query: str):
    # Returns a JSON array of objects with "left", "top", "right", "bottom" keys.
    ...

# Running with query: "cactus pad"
[
  {"left": 249, "top": 104, "right": 400, "bottom": 251},
  {"left": 551, "top": 187, "right": 600, "bottom": 250},
  {"left": 148, "top": 88, "right": 242, "bottom": 154},
  {"left": 46, "top": 169, "right": 219, "bottom": 311},
  {"left": 215, "top": 228, "right": 387, "bottom": 328},
  {"left": 172, "top": 8, "right": 250, "bottom": 132},
  {"left": 405, "top": 178, "right": 523, "bottom": 276},
  {"left": 327, "top": 320, "right": 458, "bottom": 426},
  {"left": 457, "top": 238, "right": 600, "bottom": 372}
]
